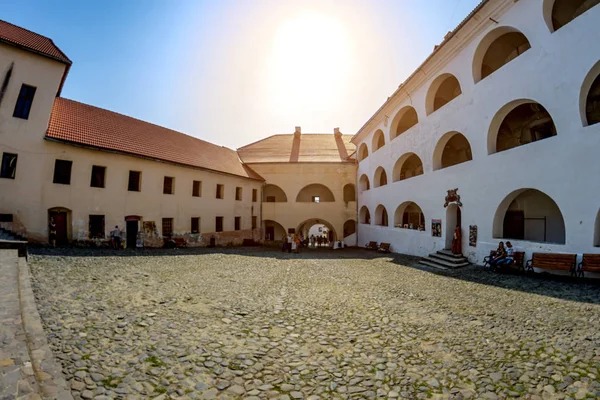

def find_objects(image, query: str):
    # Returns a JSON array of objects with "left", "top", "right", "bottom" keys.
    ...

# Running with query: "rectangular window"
[
  {"left": 216, "top": 184, "right": 224, "bottom": 199},
  {"left": 0, "top": 153, "right": 18, "bottom": 179},
  {"left": 252, "top": 216, "right": 257, "bottom": 229},
  {"left": 192, "top": 180, "right": 202, "bottom": 197},
  {"left": 191, "top": 217, "right": 200, "bottom": 234},
  {"left": 128, "top": 171, "right": 141, "bottom": 192},
  {"left": 266, "top": 196, "right": 275, "bottom": 202},
  {"left": 215, "top": 216, "right": 223, "bottom": 232},
  {"left": 163, "top": 176, "right": 174, "bottom": 194},
  {"left": 235, "top": 187, "right": 243, "bottom": 201},
  {"left": 252, "top": 188, "right": 257, "bottom": 202},
  {"left": 0, "top": 214, "right": 13, "bottom": 222},
  {"left": 53, "top": 159, "right": 72, "bottom": 185},
  {"left": 312, "top": 196, "right": 320, "bottom": 203},
  {"left": 162, "top": 218, "right": 173, "bottom": 237},
  {"left": 13, "top": 84, "right": 36, "bottom": 119},
  {"left": 234, "top": 216, "right": 241, "bottom": 231},
  {"left": 88, "top": 215, "right": 105, "bottom": 239},
  {"left": 90, "top": 165, "right": 106, "bottom": 188}
]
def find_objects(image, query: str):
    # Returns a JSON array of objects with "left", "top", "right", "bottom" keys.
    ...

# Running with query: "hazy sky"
[{"left": 3, "top": 0, "right": 481, "bottom": 149}]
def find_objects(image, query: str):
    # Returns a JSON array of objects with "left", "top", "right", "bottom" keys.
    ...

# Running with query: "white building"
[{"left": 352, "top": 0, "right": 600, "bottom": 267}]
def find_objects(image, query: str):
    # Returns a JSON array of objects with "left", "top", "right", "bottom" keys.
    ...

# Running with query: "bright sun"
[{"left": 264, "top": 12, "right": 352, "bottom": 115}]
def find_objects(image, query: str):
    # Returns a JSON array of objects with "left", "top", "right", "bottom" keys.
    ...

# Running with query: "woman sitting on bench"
[{"left": 490, "top": 242, "right": 507, "bottom": 268}]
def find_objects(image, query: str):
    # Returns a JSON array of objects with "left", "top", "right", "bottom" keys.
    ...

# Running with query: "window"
[
  {"left": 216, "top": 216, "right": 223, "bottom": 232},
  {"left": 162, "top": 218, "right": 173, "bottom": 237},
  {"left": 266, "top": 196, "right": 276, "bottom": 202},
  {"left": 192, "top": 180, "right": 202, "bottom": 197},
  {"left": 128, "top": 171, "right": 141, "bottom": 192},
  {"left": 0, "top": 214, "right": 13, "bottom": 222},
  {"left": 235, "top": 216, "right": 241, "bottom": 231},
  {"left": 252, "top": 216, "right": 257, "bottom": 229},
  {"left": 191, "top": 217, "right": 200, "bottom": 234},
  {"left": 236, "top": 187, "right": 243, "bottom": 201},
  {"left": 252, "top": 189, "right": 257, "bottom": 202},
  {"left": 90, "top": 166, "right": 106, "bottom": 188},
  {"left": 216, "top": 184, "right": 224, "bottom": 199},
  {"left": 163, "top": 176, "right": 174, "bottom": 194},
  {"left": 88, "top": 215, "right": 105, "bottom": 239},
  {"left": 1, "top": 153, "right": 18, "bottom": 179},
  {"left": 312, "top": 196, "right": 320, "bottom": 203},
  {"left": 53, "top": 159, "right": 72, "bottom": 185},
  {"left": 13, "top": 84, "right": 36, "bottom": 119}
]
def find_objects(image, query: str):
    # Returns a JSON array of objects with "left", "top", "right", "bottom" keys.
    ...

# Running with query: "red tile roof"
[
  {"left": 237, "top": 133, "right": 356, "bottom": 164},
  {"left": 0, "top": 19, "right": 71, "bottom": 64},
  {"left": 46, "top": 98, "right": 263, "bottom": 181}
]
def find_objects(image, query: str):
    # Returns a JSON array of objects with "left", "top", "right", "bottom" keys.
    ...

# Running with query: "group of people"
[
  {"left": 282, "top": 233, "right": 302, "bottom": 253},
  {"left": 309, "top": 234, "right": 329, "bottom": 248},
  {"left": 488, "top": 241, "right": 515, "bottom": 268}
]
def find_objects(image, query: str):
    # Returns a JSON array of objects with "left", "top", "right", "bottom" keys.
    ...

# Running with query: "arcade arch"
[
  {"left": 375, "top": 205, "right": 389, "bottom": 227},
  {"left": 372, "top": 130, "right": 385, "bottom": 153},
  {"left": 544, "top": 0, "right": 600, "bottom": 32},
  {"left": 581, "top": 61, "right": 600, "bottom": 126},
  {"left": 343, "top": 184, "right": 356, "bottom": 202},
  {"left": 394, "top": 202, "right": 425, "bottom": 230},
  {"left": 296, "top": 184, "right": 335, "bottom": 202},
  {"left": 433, "top": 132, "right": 473, "bottom": 170},
  {"left": 392, "top": 153, "right": 423, "bottom": 182},
  {"left": 426, "top": 73, "right": 462, "bottom": 115},
  {"left": 358, "top": 143, "right": 369, "bottom": 161},
  {"left": 263, "top": 220, "right": 286, "bottom": 241},
  {"left": 374, "top": 167, "right": 388, "bottom": 188},
  {"left": 359, "top": 174, "right": 370, "bottom": 192},
  {"left": 390, "top": 106, "right": 419, "bottom": 139},
  {"left": 263, "top": 184, "right": 288, "bottom": 202},
  {"left": 473, "top": 27, "right": 531, "bottom": 83},
  {"left": 359, "top": 206, "right": 371, "bottom": 224}
]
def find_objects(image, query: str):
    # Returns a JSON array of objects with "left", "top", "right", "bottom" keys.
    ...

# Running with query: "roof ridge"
[{"left": 0, "top": 19, "right": 72, "bottom": 64}]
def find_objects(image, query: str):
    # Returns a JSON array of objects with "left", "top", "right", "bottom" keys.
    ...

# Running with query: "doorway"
[
  {"left": 445, "top": 204, "right": 461, "bottom": 249},
  {"left": 48, "top": 208, "right": 70, "bottom": 246},
  {"left": 266, "top": 226, "right": 275, "bottom": 240},
  {"left": 125, "top": 216, "right": 141, "bottom": 248}
]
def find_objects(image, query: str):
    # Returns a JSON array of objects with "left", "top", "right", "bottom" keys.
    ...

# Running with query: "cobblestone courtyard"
[{"left": 29, "top": 248, "right": 600, "bottom": 400}]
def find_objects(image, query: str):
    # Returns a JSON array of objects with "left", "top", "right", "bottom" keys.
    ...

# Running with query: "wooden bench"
[
  {"left": 164, "top": 237, "right": 187, "bottom": 248},
  {"left": 495, "top": 251, "right": 525, "bottom": 272},
  {"left": 365, "top": 241, "right": 378, "bottom": 250},
  {"left": 377, "top": 243, "right": 391, "bottom": 253},
  {"left": 525, "top": 253, "right": 577, "bottom": 276},
  {"left": 577, "top": 254, "right": 600, "bottom": 278}
]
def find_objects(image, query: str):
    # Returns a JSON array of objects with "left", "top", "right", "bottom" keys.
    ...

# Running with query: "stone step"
[
  {"left": 420, "top": 256, "right": 470, "bottom": 269},
  {"left": 429, "top": 252, "right": 468, "bottom": 264},
  {"left": 437, "top": 249, "right": 465, "bottom": 259},
  {"left": 419, "top": 260, "right": 451, "bottom": 270}
]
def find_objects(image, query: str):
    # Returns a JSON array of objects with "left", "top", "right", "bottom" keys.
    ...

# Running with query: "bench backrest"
[
  {"left": 380, "top": 243, "right": 390, "bottom": 249},
  {"left": 582, "top": 254, "right": 600, "bottom": 269},
  {"left": 532, "top": 252, "right": 576, "bottom": 270},
  {"left": 368, "top": 241, "right": 377, "bottom": 247},
  {"left": 513, "top": 251, "right": 525, "bottom": 266}
]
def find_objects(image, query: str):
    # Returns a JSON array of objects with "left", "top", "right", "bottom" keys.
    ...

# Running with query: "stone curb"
[{"left": 18, "top": 257, "right": 74, "bottom": 400}]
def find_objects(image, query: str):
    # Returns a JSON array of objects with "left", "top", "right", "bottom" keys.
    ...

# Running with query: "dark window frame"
[
  {"left": 128, "top": 171, "right": 141, "bottom": 192},
  {"left": 162, "top": 218, "right": 174, "bottom": 237},
  {"left": 235, "top": 187, "right": 243, "bottom": 201},
  {"left": 215, "top": 216, "right": 224, "bottom": 232},
  {"left": 13, "top": 84, "right": 37, "bottom": 120},
  {"left": 88, "top": 215, "right": 105, "bottom": 239},
  {"left": 191, "top": 217, "right": 200, "bottom": 234},
  {"left": 252, "top": 188, "right": 257, "bottom": 202},
  {"left": 90, "top": 165, "right": 106, "bottom": 188},
  {"left": 53, "top": 159, "right": 73, "bottom": 185},
  {"left": 163, "top": 176, "right": 175, "bottom": 195},
  {"left": 192, "top": 180, "right": 202, "bottom": 197},
  {"left": 1, "top": 152, "right": 18, "bottom": 179},
  {"left": 234, "top": 216, "right": 241, "bottom": 231},
  {"left": 252, "top": 216, "right": 257, "bottom": 229},
  {"left": 216, "top": 184, "right": 224, "bottom": 199}
]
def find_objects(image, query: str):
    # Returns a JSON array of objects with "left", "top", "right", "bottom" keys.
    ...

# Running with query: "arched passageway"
[
  {"left": 374, "top": 205, "right": 389, "bottom": 227},
  {"left": 297, "top": 218, "right": 337, "bottom": 245},
  {"left": 546, "top": 0, "right": 600, "bottom": 32},
  {"left": 582, "top": 62, "right": 600, "bottom": 126},
  {"left": 473, "top": 27, "right": 531, "bottom": 82},
  {"left": 489, "top": 101, "right": 557, "bottom": 154},
  {"left": 296, "top": 184, "right": 335, "bottom": 202},
  {"left": 445, "top": 204, "right": 462, "bottom": 250},
  {"left": 493, "top": 189, "right": 566, "bottom": 244},
  {"left": 48, "top": 207, "right": 71, "bottom": 245},
  {"left": 359, "top": 206, "right": 371, "bottom": 224},
  {"left": 433, "top": 132, "right": 473, "bottom": 170},
  {"left": 358, "top": 143, "right": 369, "bottom": 161},
  {"left": 394, "top": 202, "right": 425, "bottom": 230},
  {"left": 372, "top": 130, "right": 385, "bottom": 153},
  {"left": 263, "top": 220, "right": 286, "bottom": 241},
  {"left": 374, "top": 167, "right": 388, "bottom": 188},
  {"left": 426, "top": 74, "right": 462, "bottom": 114},
  {"left": 392, "top": 153, "right": 423, "bottom": 182},
  {"left": 263, "top": 184, "right": 288, "bottom": 202},
  {"left": 391, "top": 106, "right": 418, "bottom": 139},
  {"left": 343, "top": 184, "right": 356, "bottom": 202},
  {"left": 343, "top": 220, "right": 357, "bottom": 238}
]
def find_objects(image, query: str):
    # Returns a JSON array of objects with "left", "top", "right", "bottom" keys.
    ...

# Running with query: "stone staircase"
[
  {"left": 419, "top": 249, "right": 469, "bottom": 270},
  {"left": 0, "top": 227, "right": 28, "bottom": 258}
]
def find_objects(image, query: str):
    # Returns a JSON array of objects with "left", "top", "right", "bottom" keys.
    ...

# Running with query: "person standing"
[
  {"left": 49, "top": 217, "right": 57, "bottom": 248},
  {"left": 111, "top": 225, "right": 121, "bottom": 249},
  {"left": 281, "top": 234, "right": 287, "bottom": 252},
  {"left": 287, "top": 233, "right": 293, "bottom": 253},
  {"left": 451, "top": 226, "right": 462, "bottom": 255}
]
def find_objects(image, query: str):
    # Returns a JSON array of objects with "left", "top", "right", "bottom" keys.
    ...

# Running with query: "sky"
[{"left": 2, "top": 0, "right": 482, "bottom": 149}]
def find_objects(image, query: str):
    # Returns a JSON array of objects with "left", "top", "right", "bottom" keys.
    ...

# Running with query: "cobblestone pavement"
[{"left": 29, "top": 248, "right": 600, "bottom": 400}]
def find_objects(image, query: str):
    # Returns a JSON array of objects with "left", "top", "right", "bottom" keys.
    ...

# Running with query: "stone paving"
[{"left": 28, "top": 248, "right": 600, "bottom": 400}]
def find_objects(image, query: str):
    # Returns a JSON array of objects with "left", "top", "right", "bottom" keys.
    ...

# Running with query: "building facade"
[{"left": 352, "top": 0, "right": 600, "bottom": 267}]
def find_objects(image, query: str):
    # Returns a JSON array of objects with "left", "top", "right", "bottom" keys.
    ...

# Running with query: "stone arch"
[
  {"left": 492, "top": 188, "right": 566, "bottom": 244},
  {"left": 374, "top": 205, "right": 389, "bottom": 227},
  {"left": 392, "top": 153, "right": 424, "bottom": 182},
  {"left": 343, "top": 183, "right": 356, "bottom": 202},
  {"left": 263, "top": 219, "right": 286, "bottom": 241},
  {"left": 433, "top": 132, "right": 473, "bottom": 170},
  {"left": 373, "top": 167, "right": 388, "bottom": 188},
  {"left": 372, "top": 129, "right": 385, "bottom": 153},
  {"left": 488, "top": 100, "right": 557, "bottom": 155},
  {"left": 390, "top": 106, "right": 418, "bottom": 139},
  {"left": 358, "top": 143, "right": 369, "bottom": 161},
  {"left": 543, "top": 0, "right": 600, "bottom": 32},
  {"left": 296, "top": 184, "right": 335, "bottom": 202},
  {"left": 343, "top": 219, "right": 357, "bottom": 237},
  {"left": 359, "top": 206, "right": 371, "bottom": 224},
  {"left": 359, "top": 174, "right": 370, "bottom": 192},
  {"left": 426, "top": 73, "right": 462, "bottom": 115},
  {"left": 581, "top": 60, "right": 600, "bottom": 127},
  {"left": 263, "top": 184, "right": 288, "bottom": 202},
  {"left": 393, "top": 202, "right": 425, "bottom": 230},
  {"left": 473, "top": 26, "right": 531, "bottom": 83},
  {"left": 297, "top": 218, "right": 337, "bottom": 243}
]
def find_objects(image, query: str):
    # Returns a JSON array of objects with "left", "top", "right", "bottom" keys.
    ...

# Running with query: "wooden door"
[
  {"left": 503, "top": 210, "right": 524, "bottom": 239},
  {"left": 53, "top": 212, "right": 68, "bottom": 245},
  {"left": 126, "top": 220, "right": 138, "bottom": 248}
]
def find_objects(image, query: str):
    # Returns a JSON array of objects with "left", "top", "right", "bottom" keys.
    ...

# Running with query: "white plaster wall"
[{"left": 355, "top": 0, "right": 600, "bottom": 268}]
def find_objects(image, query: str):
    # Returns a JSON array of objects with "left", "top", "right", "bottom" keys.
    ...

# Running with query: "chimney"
[
  {"left": 294, "top": 126, "right": 301, "bottom": 138},
  {"left": 333, "top": 127, "right": 341, "bottom": 137}
]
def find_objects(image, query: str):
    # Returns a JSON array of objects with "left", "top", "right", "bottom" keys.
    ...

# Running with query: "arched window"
[
  {"left": 343, "top": 220, "right": 357, "bottom": 237},
  {"left": 394, "top": 202, "right": 425, "bottom": 230},
  {"left": 488, "top": 100, "right": 557, "bottom": 154},
  {"left": 374, "top": 167, "right": 388, "bottom": 188},
  {"left": 392, "top": 153, "right": 423, "bottom": 182},
  {"left": 473, "top": 27, "right": 531, "bottom": 83},
  {"left": 296, "top": 184, "right": 335, "bottom": 202},
  {"left": 359, "top": 206, "right": 371, "bottom": 224},
  {"left": 493, "top": 189, "right": 565, "bottom": 244},
  {"left": 358, "top": 143, "right": 369, "bottom": 161},
  {"left": 391, "top": 106, "right": 418, "bottom": 139},
  {"left": 343, "top": 184, "right": 356, "bottom": 202},
  {"left": 545, "top": 0, "right": 600, "bottom": 32},
  {"left": 433, "top": 132, "right": 473, "bottom": 170},
  {"left": 263, "top": 184, "right": 288, "bottom": 202},
  {"left": 359, "top": 174, "right": 370, "bottom": 192},
  {"left": 374, "top": 205, "right": 389, "bottom": 227},
  {"left": 372, "top": 130, "right": 385, "bottom": 153},
  {"left": 581, "top": 61, "right": 600, "bottom": 126},
  {"left": 426, "top": 73, "right": 462, "bottom": 115}
]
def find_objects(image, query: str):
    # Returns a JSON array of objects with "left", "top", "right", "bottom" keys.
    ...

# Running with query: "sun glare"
[{"left": 264, "top": 12, "right": 352, "bottom": 115}]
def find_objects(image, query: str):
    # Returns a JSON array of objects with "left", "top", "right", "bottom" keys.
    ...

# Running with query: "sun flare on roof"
[{"left": 264, "top": 12, "right": 352, "bottom": 115}]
